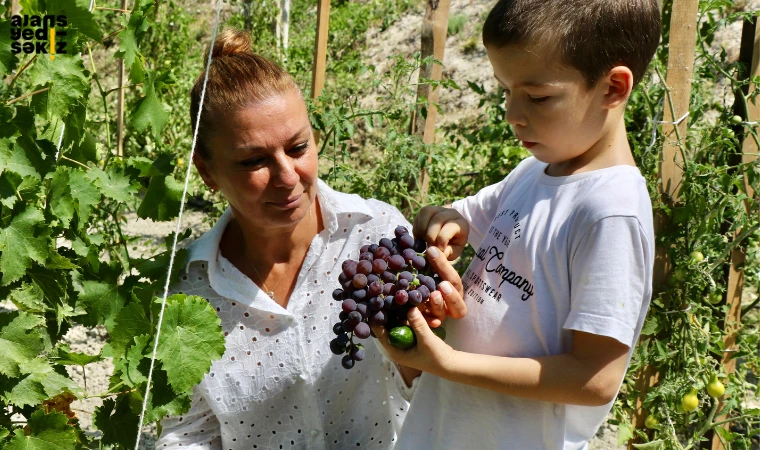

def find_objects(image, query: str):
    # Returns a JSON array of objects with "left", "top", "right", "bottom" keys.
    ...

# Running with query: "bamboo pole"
[
  {"left": 629, "top": 0, "right": 700, "bottom": 445},
  {"left": 11, "top": 0, "right": 20, "bottom": 16},
  {"left": 310, "top": 0, "right": 330, "bottom": 146},
  {"left": 116, "top": 0, "right": 129, "bottom": 157},
  {"left": 409, "top": 0, "right": 450, "bottom": 201},
  {"left": 711, "top": 16, "right": 759, "bottom": 450}
]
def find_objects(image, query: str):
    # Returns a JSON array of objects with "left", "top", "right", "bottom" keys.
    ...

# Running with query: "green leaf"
[
  {"left": 47, "top": 0, "right": 102, "bottom": 42},
  {"left": 3, "top": 373, "right": 47, "bottom": 407},
  {"left": 137, "top": 174, "right": 183, "bottom": 221},
  {"left": 6, "top": 409, "right": 77, "bottom": 450},
  {"left": 617, "top": 421, "right": 635, "bottom": 447},
  {"left": 129, "top": 72, "right": 169, "bottom": 140},
  {"left": 9, "top": 283, "right": 47, "bottom": 313},
  {"left": 27, "top": 55, "right": 89, "bottom": 120},
  {"left": 73, "top": 281, "right": 126, "bottom": 328},
  {"left": 632, "top": 440, "right": 665, "bottom": 449},
  {"left": 156, "top": 295, "right": 225, "bottom": 393},
  {"left": 0, "top": 207, "right": 50, "bottom": 285},
  {"left": 68, "top": 169, "right": 100, "bottom": 227},
  {"left": 0, "top": 173, "right": 19, "bottom": 209},
  {"left": 143, "top": 367, "right": 191, "bottom": 422},
  {"left": 0, "top": 312, "right": 45, "bottom": 378},
  {"left": 115, "top": 0, "right": 152, "bottom": 84},
  {"left": 54, "top": 345, "right": 102, "bottom": 366},
  {"left": 48, "top": 168, "right": 75, "bottom": 228},
  {"left": 0, "top": 137, "right": 41, "bottom": 180},
  {"left": 94, "top": 397, "right": 139, "bottom": 449},
  {"left": 117, "top": 334, "right": 150, "bottom": 387},
  {"left": 46, "top": 252, "right": 78, "bottom": 270},
  {"left": 0, "top": 17, "right": 18, "bottom": 78},
  {"left": 86, "top": 166, "right": 135, "bottom": 203},
  {"left": 109, "top": 301, "right": 152, "bottom": 359}
]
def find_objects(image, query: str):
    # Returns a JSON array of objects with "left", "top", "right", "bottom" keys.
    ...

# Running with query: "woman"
[{"left": 154, "top": 29, "right": 422, "bottom": 450}]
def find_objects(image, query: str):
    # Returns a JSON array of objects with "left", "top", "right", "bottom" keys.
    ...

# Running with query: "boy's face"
[{"left": 486, "top": 44, "right": 610, "bottom": 165}]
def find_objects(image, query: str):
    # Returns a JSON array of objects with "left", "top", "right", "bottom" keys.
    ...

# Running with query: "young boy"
[{"left": 370, "top": 0, "right": 661, "bottom": 449}]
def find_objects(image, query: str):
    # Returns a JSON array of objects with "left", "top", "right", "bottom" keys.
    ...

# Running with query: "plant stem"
[
  {"left": 3, "top": 54, "right": 37, "bottom": 103},
  {"left": 708, "top": 222, "right": 760, "bottom": 272},
  {"left": 6, "top": 87, "right": 50, "bottom": 106},
  {"left": 59, "top": 155, "right": 91, "bottom": 170}
]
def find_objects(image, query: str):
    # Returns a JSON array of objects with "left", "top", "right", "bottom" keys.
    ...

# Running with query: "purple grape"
[
  {"left": 341, "top": 280, "right": 353, "bottom": 291},
  {"left": 391, "top": 237, "right": 400, "bottom": 248},
  {"left": 381, "top": 271, "right": 396, "bottom": 283},
  {"left": 374, "top": 246, "right": 391, "bottom": 261},
  {"left": 338, "top": 272, "right": 349, "bottom": 284},
  {"left": 357, "top": 260, "right": 373, "bottom": 275},
  {"left": 356, "top": 302, "right": 368, "bottom": 319},
  {"left": 367, "top": 273, "right": 379, "bottom": 284},
  {"left": 348, "top": 311, "right": 362, "bottom": 325},
  {"left": 360, "top": 244, "right": 371, "bottom": 254},
  {"left": 351, "top": 347, "right": 365, "bottom": 361},
  {"left": 412, "top": 256, "right": 426, "bottom": 270},
  {"left": 372, "top": 259, "right": 388, "bottom": 274},
  {"left": 368, "top": 281, "right": 383, "bottom": 296},
  {"left": 395, "top": 226, "right": 409, "bottom": 238},
  {"left": 389, "top": 246, "right": 400, "bottom": 256},
  {"left": 354, "top": 322, "right": 371, "bottom": 339},
  {"left": 382, "top": 283, "right": 394, "bottom": 296},
  {"left": 383, "top": 296, "right": 393, "bottom": 310},
  {"left": 369, "top": 296, "right": 384, "bottom": 311},
  {"left": 332, "top": 288, "right": 344, "bottom": 301},
  {"left": 341, "top": 354, "right": 355, "bottom": 369},
  {"left": 413, "top": 238, "right": 427, "bottom": 253},
  {"left": 398, "top": 279, "right": 410, "bottom": 290},
  {"left": 342, "top": 299, "right": 357, "bottom": 313},
  {"left": 394, "top": 290, "right": 409, "bottom": 305},
  {"left": 333, "top": 322, "right": 344, "bottom": 335},
  {"left": 368, "top": 244, "right": 379, "bottom": 253},
  {"left": 399, "top": 271, "right": 414, "bottom": 281},
  {"left": 388, "top": 255, "right": 406, "bottom": 271},
  {"left": 379, "top": 238, "right": 394, "bottom": 250},
  {"left": 343, "top": 319, "right": 356, "bottom": 333},
  {"left": 339, "top": 311, "right": 349, "bottom": 321},
  {"left": 352, "top": 273, "right": 368, "bottom": 289},
  {"left": 330, "top": 338, "right": 346, "bottom": 355},
  {"left": 419, "top": 275, "right": 436, "bottom": 292},
  {"left": 342, "top": 260, "right": 357, "bottom": 277},
  {"left": 399, "top": 234, "right": 415, "bottom": 249},
  {"left": 401, "top": 248, "right": 416, "bottom": 262},
  {"left": 408, "top": 290, "right": 422, "bottom": 306},
  {"left": 337, "top": 333, "right": 350, "bottom": 345},
  {"left": 371, "top": 310, "right": 386, "bottom": 326},
  {"left": 359, "top": 252, "right": 374, "bottom": 262},
  {"left": 352, "top": 289, "right": 367, "bottom": 301},
  {"left": 417, "top": 285, "right": 430, "bottom": 301}
]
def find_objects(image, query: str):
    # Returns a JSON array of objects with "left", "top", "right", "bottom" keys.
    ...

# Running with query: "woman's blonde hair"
[{"left": 190, "top": 29, "right": 300, "bottom": 159}]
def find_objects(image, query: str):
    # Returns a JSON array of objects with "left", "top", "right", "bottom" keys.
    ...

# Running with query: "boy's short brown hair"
[{"left": 482, "top": 0, "right": 661, "bottom": 88}]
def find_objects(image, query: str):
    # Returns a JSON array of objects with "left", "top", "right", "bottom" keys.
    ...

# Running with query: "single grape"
[
  {"left": 330, "top": 339, "right": 346, "bottom": 355},
  {"left": 338, "top": 272, "right": 349, "bottom": 284},
  {"left": 348, "top": 311, "right": 362, "bottom": 325},
  {"left": 394, "top": 290, "right": 409, "bottom": 305},
  {"left": 339, "top": 311, "right": 349, "bottom": 321},
  {"left": 372, "top": 259, "right": 388, "bottom": 274},
  {"left": 368, "top": 281, "right": 383, "bottom": 296},
  {"left": 379, "top": 238, "right": 394, "bottom": 250},
  {"left": 399, "top": 234, "right": 415, "bottom": 249},
  {"left": 408, "top": 290, "right": 422, "bottom": 306},
  {"left": 374, "top": 246, "right": 391, "bottom": 261},
  {"left": 419, "top": 275, "right": 436, "bottom": 292},
  {"left": 391, "top": 237, "right": 400, "bottom": 248},
  {"left": 357, "top": 260, "right": 373, "bottom": 275},
  {"left": 359, "top": 252, "right": 374, "bottom": 262},
  {"left": 342, "top": 299, "right": 357, "bottom": 313},
  {"left": 381, "top": 271, "right": 396, "bottom": 283},
  {"left": 417, "top": 285, "right": 430, "bottom": 301},
  {"left": 342, "top": 261, "right": 357, "bottom": 278},
  {"left": 367, "top": 273, "right": 379, "bottom": 284},
  {"left": 337, "top": 333, "right": 350, "bottom": 345},
  {"left": 341, "top": 354, "right": 355, "bottom": 369},
  {"left": 341, "top": 280, "right": 353, "bottom": 291},
  {"left": 411, "top": 277, "right": 420, "bottom": 287},
  {"left": 389, "top": 246, "right": 400, "bottom": 256},
  {"left": 395, "top": 226, "right": 409, "bottom": 238},
  {"left": 360, "top": 244, "right": 371, "bottom": 254},
  {"left": 412, "top": 256, "right": 426, "bottom": 270},
  {"left": 332, "top": 288, "right": 345, "bottom": 301},
  {"left": 354, "top": 322, "right": 371, "bottom": 339},
  {"left": 352, "top": 273, "right": 368, "bottom": 289},
  {"left": 398, "top": 279, "right": 410, "bottom": 290},
  {"left": 413, "top": 238, "right": 427, "bottom": 253},
  {"left": 343, "top": 319, "right": 356, "bottom": 333},
  {"left": 356, "top": 302, "right": 368, "bottom": 319},
  {"left": 352, "top": 289, "right": 367, "bottom": 301},
  {"left": 369, "top": 296, "right": 384, "bottom": 311},
  {"left": 401, "top": 248, "right": 417, "bottom": 262},
  {"left": 351, "top": 347, "right": 365, "bottom": 361},
  {"left": 368, "top": 244, "right": 379, "bottom": 253},
  {"left": 388, "top": 255, "right": 406, "bottom": 271},
  {"left": 371, "top": 310, "right": 387, "bottom": 326},
  {"left": 399, "top": 271, "right": 414, "bottom": 281},
  {"left": 333, "top": 322, "right": 344, "bottom": 335},
  {"left": 383, "top": 296, "right": 394, "bottom": 310}
]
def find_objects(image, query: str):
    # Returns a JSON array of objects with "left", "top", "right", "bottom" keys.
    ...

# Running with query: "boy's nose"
[{"left": 504, "top": 101, "right": 528, "bottom": 127}]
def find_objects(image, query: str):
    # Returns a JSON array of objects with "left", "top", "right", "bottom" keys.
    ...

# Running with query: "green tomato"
[
  {"left": 673, "top": 267, "right": 687, "bottom": 281},
  {"left": 690, "top": 251, "right": 704, "bottom": 263},
  {"left": 730, "top": 115, "right": 743, "bottom": 125},
  {"left": 727, "top": 129, "right": 736, "bottom": 139},
  {"left": 707, "top": 375, "right": 725, "bottom": 398},
  {"left": 645, "top": 414, "right": 659, "bottom": 430},
  {"left": 682, "top": 389, "right": 699, "bottom": 411},
  {"left": 708, "top": 291, "right": 723, "bottom": 305}
]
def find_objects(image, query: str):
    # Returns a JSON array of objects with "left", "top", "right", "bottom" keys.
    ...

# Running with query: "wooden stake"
[
  {"left": 310, "top": 0, "right": 330, "bottom": 146},
  {"left": 409, "top": 0, "right": 450, "bottom": 201},
  {"left": 629, "top": 0, "right": 699, "bottom": 446},
  {"left": 711, "top": 16, "right": 759, "bottom": 450},
  {"left": 11, "top": 0, "right": 20, "bottom": 16},
  {"left": 116, "top": 0, "right": 129, "bottom": 157}
]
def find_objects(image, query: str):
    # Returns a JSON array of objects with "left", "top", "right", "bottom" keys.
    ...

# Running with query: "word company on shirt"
[{"left": 10, "top": 15, "right": 68, "bottom": 55}]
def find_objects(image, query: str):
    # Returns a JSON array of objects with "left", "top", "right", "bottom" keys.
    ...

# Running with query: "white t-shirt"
[
  {"left": 156, "top": 180, "right": 414, "bottom": 450},
  {"left": 395, "top": 157, "right": 654, "bottom": 450}
]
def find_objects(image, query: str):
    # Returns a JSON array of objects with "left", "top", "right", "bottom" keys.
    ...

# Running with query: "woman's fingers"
[{"left": 426, "top": 246, "right": 467, "bottom": 319}]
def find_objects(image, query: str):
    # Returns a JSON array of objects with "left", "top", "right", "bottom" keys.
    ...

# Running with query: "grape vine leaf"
[
  {"left": 0, "top": 16, "right": 17, "bottom": 78},
  {"left": 5, "top": 358, "right": 80, "bottom": 408},
  {"left": 116, "top": 334, "right": 150, "bottom": 387},
  {"left": 6, "top": 409, "right": 77, "bottom": 450},
  {"left": 73, "top": 280, "right": 126, "bottom": 328},
  {"left": 129, "top": 72, "right": 169, "bottom": 140},
  {"left": 0, "top": 137, "right": 41, "bottom": 180},
  {"left": 109, "top": 301, "right": 152, "bottom": 359},
  {"left": 115, "top": 0, "right": 152, "bottom": 84},
  {"left": 47, "top": 0, "right": 102, "bottom": 43},
  {"left": 86, "top": 166, "right": 135, "bottom": 202},
  {"left": 144, "top": 368, "right": 193, "bottom": 423},
  {"left": 27, "top": 55, "right": 89, "bottom": 121},
  {"left": 9, "top": 283, "right": 47, "bottom": 313},
  {"left": 0, "top": 174, "right": 19, "bottom": 209},
  {"left": 48, "top": 167, "right": 99, "bottom": 229},
  {"left": 94, "top": 397, "right": 139, "bottom": 449},
  {"left": 0, "top": 207, "right": 50, "bottom": 285},
  {"left": 68, "top": 169, "right": 100, "bottom": 226},
  {"left": 156, "top": 295, "right": 225, "bottom": 393},
  {"left": 0, "top": 312, "right": 45, "bottom": 378},
  {"left": 137, "top": 174, "right": 183, "bottom": 221},
  {"left": 54, "top": 345, "right": 102, "bottom": 366}
]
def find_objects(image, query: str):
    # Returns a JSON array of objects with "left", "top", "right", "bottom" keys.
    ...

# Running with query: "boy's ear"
[
  {"left": 193, "top": 153, "right": 219, "bottom": 192},
  {"left": 601, "top": 66, "right": 634, "bottom": 110}
]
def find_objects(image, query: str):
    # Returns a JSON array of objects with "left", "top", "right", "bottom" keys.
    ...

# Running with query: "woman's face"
[{"left": 196, "top": 89, "right": 318, "bottom": 230}]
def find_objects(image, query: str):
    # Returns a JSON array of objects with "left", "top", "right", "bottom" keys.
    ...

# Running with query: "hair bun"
[{"left": 206, "top": 29, "right": 252, "bottom": 60}]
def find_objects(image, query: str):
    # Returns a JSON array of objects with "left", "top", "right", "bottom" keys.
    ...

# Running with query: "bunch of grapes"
[{"left": 329, "top": 226, "right": 444, "bottom": 369}]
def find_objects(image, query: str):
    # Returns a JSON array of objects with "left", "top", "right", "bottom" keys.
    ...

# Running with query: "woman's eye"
[
  {"left": 290, "top": 143, "right": 309, "bottom": 154},
  {"left": 240, "top": 158, "right": 264, "bottom": 167},
  {"left": 529, "top": 96, "right": 549, "bottom": 103}
]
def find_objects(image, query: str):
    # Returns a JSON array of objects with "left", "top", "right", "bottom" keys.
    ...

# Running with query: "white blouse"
[{"left": 155, "top": 180, "right": 414, "bottom": 450}]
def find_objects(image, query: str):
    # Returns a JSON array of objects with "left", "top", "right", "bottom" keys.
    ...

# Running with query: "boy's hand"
[
  {"left": 371, "top": 307, "right": 455, "bottom": 376},
  {"left": 414, "top": 206, "right": 469, "bottom": 260},
  {"left": 421, "top": 245, "right": 467, "bottom": 328}
]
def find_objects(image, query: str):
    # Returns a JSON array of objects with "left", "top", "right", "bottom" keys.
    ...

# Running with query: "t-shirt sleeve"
[
  {"left": 451, "top": 175, "right": 511, "bottom": 250},
  {"left": 563, "top": 216, "right": 651, "bottom": 347}
]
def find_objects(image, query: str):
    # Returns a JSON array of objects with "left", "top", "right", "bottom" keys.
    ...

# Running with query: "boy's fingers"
[
  {"left": 426, "top": 247, "right": 464, "bottom": 297},
  {"left": 407, "top": 307, "right": 433, "bottom": 339},
  {"left": 439, "top": 281, "right": 467, "bottom": 319},
  {"left": 436, "top": 221, "right": 467, "bottom": 259},
  {"left": 428, "top": 290, "right": 447, "bottom": 322},
  {"left": 426, "top": 247, "right": 467, "bottom": 319},
  {"left": 422, "top": 209, "right": 461, "bottom": 249},
  {"left": 413, "top": 206, "right": 445, "bottom": 239}
]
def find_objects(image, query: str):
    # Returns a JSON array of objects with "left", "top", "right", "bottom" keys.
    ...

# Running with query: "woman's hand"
[
  {"left": 371, "top": 307, "right": 456, "bottom": 376},
  {"left": 414, "top": 206, "right": 469, "bottom": 260},
  {"left": 421, "top": 245, "right": 467, "bottom": 328}
]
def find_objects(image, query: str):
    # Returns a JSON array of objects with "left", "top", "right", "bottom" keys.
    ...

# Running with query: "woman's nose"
[{"left": 271, "top": 153, "right": 299, "bottom": 188}]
